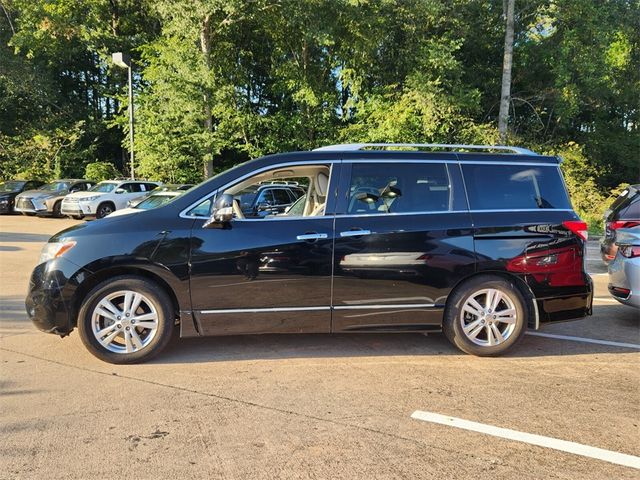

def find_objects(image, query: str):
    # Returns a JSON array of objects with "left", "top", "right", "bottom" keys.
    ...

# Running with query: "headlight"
[
  {"left": 81, "top": 196, "right": 101, "bottom": 202},
  {"left": 0, "top": 198, "right": 8, "bottom": 204},
  {"left": 39, "top": 241, "right": 76, "bottom": 264}
]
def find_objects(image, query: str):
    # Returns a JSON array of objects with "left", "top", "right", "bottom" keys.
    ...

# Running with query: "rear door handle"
[
  {"left": 296, "top": 233, "right": 328, "bottom": 241},
  {"left": 340, "top": 229, "right": 371, "bottom": 237}
]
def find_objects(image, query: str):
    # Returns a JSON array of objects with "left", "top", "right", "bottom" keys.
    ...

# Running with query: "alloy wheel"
[
  {"left": 91, "top": 290, "right": 159, "bottom": 354},
  {"left": 459, "top": 288, "right": 517, "bottom": 347}
]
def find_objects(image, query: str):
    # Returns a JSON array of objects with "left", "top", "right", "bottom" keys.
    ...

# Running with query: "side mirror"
[
  {"left": 115, "top": 188, "right": 126, "bottom": 194},
  {"left": 203, "top": 193, "right": 234, "bottom": 228}
]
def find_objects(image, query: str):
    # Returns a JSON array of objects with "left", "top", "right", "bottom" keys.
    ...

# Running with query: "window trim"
[{"left": 180, "top": 159, "right": 573, "bottom": 220}]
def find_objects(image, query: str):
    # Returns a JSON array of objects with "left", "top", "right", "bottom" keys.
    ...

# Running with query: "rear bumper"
[
  {"left": 533, "top": 274, "right": 593, "bottom": 322},
  {"left": 608, "top": 253, "right": 640, "bottom": 308}
]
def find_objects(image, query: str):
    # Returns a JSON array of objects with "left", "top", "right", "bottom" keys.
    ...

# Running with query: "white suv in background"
[{"left": 61, "top": 180, "right": 160, "bottom": 219}]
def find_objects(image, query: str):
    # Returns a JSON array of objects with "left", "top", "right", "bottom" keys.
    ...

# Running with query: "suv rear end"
[{"left": 601, "top": 184, "right": 640, "bottom": 263}]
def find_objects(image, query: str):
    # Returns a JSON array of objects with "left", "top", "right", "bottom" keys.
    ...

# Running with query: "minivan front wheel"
[
  {"left": 78, "top": 276, "right": 174, "bottom": 363},
  {"left": 443, "top": 275, "right": 527, "bottom": 356}
]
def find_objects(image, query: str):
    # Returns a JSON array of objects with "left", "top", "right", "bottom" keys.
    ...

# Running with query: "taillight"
[
  {"left": 562, "top": 220, "right": 588, "bottom": 241},
  {"left": 620, "top": 245, "right": 640, "bottom": 258},
  {"left": 609, "top": 220, "right": 640, "bottom": 231}
]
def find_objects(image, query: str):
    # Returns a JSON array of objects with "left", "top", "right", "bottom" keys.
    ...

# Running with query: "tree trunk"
[
  {"left": 200, "top": 13, "right": 213, "bottom": 178},
  {"left": 498, "top": 0, "right": 515, "bottom": 143}
]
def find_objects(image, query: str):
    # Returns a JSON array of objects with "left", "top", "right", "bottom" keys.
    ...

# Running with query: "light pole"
[{"left": 112, "top": 52, "right": 135, "bottom": 180}]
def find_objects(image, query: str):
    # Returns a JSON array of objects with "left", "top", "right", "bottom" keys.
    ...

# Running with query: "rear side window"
[
  {"left": 462, "top": 164, "right": 571, "bottom": 210},
  {"left": 120, "top": 183, "right": 143, "bottom": 193},
  {"left": 345, "top": 163, "right": 451, "bottom": 214},
  {"left": 610, "top": 186, "right": 639, "bottom": 219}
]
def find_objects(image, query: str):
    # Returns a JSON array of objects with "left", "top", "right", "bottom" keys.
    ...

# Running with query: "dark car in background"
[
  {"left": 601, "top": 184, "right": 640, "bottom": 263},
  {"left": 0, "top": 180, "right": 44, "bottom": 214},
  {"left": 14, "top": 179, "right": 94, "bottom": 217},
  {"left": 27, "top": 143, "right": 592, "bottom": 364},
  {"left": 236, "top": 182, "right": 305, "bottom": 217}
]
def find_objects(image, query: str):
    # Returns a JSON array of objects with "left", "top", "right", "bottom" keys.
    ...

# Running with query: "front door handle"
[
  {"left": 340, "top": 229, "right": 371, "bottom": 237},
  {"left": 296, "top": 233, "right": 328, "bottom": 241}
]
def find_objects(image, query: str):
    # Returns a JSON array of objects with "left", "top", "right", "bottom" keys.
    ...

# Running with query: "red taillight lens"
[
  {"left": 609, "top": 220, "right": 640, "bottom": 231},
  {"left": 562, "top": 220, "right": 588, "bottom": 241},
  {"left": 620, "top": 245, "right": 640, "bottom": 258}
]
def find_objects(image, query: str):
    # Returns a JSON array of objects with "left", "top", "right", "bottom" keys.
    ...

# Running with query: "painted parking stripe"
[
  {"left": 592, "top": 297, "right": 622, "bottom": 303},
  {"left": 411, "top": 411, "right": 640, "bottom": 470},
  {"left": 526, "top": 331, "right": 640, "bottom": 349}
]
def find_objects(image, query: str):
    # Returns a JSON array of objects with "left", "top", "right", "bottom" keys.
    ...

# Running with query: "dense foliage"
[{"left": 1, "top": 0, "right": 638, "bottom": 230}]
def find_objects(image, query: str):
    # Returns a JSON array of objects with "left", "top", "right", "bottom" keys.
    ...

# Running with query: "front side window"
[
  {"left": 345, "top": 163, "right": 451, "bottom": 215},
  {"left": 38, "top": 182, "right": 67, "bottom": 191},
  {"left": 462, "top": 164, "right": 571, "bottom": 210},
  {"left": 186, "top": 164, "right": 331, "bottom": 219}
]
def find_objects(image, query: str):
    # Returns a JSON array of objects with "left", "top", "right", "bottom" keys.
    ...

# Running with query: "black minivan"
[{"left": 27, "top": 144, "right": 593, "bottom": 363}]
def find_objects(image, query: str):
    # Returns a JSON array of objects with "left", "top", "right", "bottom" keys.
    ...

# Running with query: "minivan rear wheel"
[
  {"left": 78, "top": 276, "right": 174, "bottom": 364},
  {"left": 443, "top": 275, "right": 527, "bottom": 356}
]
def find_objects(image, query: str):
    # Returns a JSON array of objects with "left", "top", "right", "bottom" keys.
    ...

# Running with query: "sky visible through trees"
[{"left": 0, "top": 0, "right": 638, "bottom": 229}]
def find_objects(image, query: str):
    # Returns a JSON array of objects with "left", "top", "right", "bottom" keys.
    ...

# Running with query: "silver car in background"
[{"left": 608, "top": 227, "right": 640, "bottom": 308}]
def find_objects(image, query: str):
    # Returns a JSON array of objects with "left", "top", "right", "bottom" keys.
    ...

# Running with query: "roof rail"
[{"left": 313, "top": 143, "right": 537, "bottom": 155}]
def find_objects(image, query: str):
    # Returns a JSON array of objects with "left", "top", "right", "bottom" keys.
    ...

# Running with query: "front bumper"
[
  {"left": 0, "top": 200, "right": 13, "bottom": 213},
  {"left": 26, "top": 257, "right": 89, "bottom": 336},
  {"left": 61, "top": 201, "right": 95, "bottom": 217}
]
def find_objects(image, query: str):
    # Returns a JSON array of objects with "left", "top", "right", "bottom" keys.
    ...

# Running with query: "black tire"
[
  {"left": 77, "top": 276, "right": 175, "bottom": 364},
  {"left": 52, "top": 201, "right": 62, "bottom": 218},
  {"left": 71, "top": 215, "right": 84, "bottom": 220},
  {"left": 443, "top": 275, "right": 528, "bottom": 356},
  {"left": 96, "top": 202, "right": 115, "bottom": 219}
]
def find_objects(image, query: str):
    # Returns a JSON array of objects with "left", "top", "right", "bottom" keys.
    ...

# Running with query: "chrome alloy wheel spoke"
[
  {"left": 459, "top": 288, "right": 517, "bottom": 347},
  {"left": 91, "top": 290, "right": 159, "bottom": 354}
]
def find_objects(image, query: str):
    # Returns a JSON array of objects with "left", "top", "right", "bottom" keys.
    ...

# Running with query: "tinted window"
[
  {"left": 610, "top": 186, "right": 639, "bottom": 220},
  {"left": 0, "top": 181, "right": 26, "bottom": 192},
  {"left": 346, "top": 163, "right": 451, "bottom": 214},
  {"left": 257, "top": 189, "right": 274, "bottom": 205},
  {"left": 462, "top": 164, "right": 571, "bottom": 210},
  {"left": 272, "top": 188, "right": 291, "bottom": 205},
  {"left": 120, "top": 183, "right": 143, "bottom": 193}
]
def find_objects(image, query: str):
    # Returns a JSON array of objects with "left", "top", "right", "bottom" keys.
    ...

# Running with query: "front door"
[
  {"left": 331, "top": 159, "right": 475, "bottom": 332},
  {"left": 189, "top": 162, "right": 339, "bottom": 335}
]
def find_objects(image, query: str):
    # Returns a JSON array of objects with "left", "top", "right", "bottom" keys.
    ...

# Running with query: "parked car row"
[{"left": 0, "top": 179, "right": 194, "bottom": 219}]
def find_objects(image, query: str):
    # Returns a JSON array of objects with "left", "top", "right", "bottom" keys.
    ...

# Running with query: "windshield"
[
  {"left": 0, "top": 181, "right": 25, "bottom": 192},
  {"left": 136, "top": 193, "right": 179, "bottom": 210},
  {"left": 89, "top": 182, "right": 117, "bottom": 193},
  {"left": 39, "top": 181, "right": 71, "bottom": 192}
]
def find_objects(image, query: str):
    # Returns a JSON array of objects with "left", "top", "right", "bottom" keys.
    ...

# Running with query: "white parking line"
[
  {"left": 593, "top": 297, "right": 621, "bottom": 303},
  {"left": 411, "top": 411, "right": 640, "bottom": 470},
  {"left": 526, "top": 331, "right": 640, "bottom": 349}
]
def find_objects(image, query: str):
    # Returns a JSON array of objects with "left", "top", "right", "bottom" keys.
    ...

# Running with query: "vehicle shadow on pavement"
[
  {"left": 0, "top": 232, "right": 52, "bottom": 243},
  {"left": 153, "top": 320, "right": 638, "bottom": 366}
]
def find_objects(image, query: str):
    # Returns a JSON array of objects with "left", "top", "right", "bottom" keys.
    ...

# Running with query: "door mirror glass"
[
  {"left": 115, "top": 188, "right": 126, "bottom": 194},
  {"left": 204, "top": 193, "right": 234, "bottom": 228}
]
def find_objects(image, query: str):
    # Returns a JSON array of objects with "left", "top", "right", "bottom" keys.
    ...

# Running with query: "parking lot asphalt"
[{"left": 0, "top": 215, "right": 638, "bottom": 479}]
